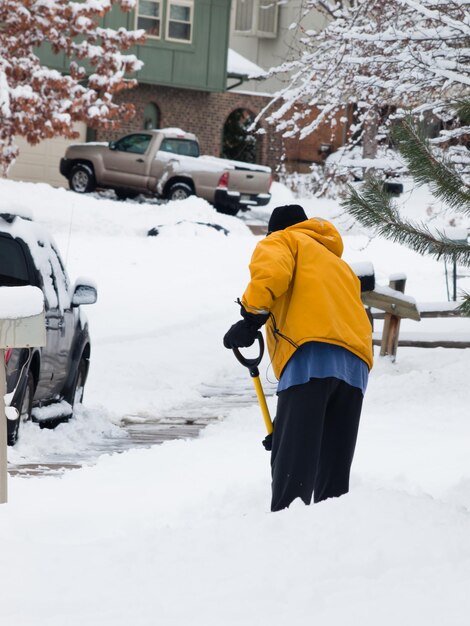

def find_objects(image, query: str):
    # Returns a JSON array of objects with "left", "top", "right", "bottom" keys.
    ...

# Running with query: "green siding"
[
  {"left": 137, "top": 46, "right": 174, "bottom": 84},
  {"left": 134, "top": 0, "right": 230, "bottom": 91},
  {"left": 207, "top": 2, "right": 231, "bottom": 90},
  {"left": 35, "top": 42, "right": 67, "bottom": 72},
  {"left": 102, "top": 3, "right": 124, "bottom": 30},
  {"left": 36, "top": 0, "right": 230, "bottom": 92}
]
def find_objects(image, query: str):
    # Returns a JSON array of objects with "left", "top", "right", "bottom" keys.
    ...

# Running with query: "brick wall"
[
  {"left": 95, "top": 84, "right": 285, "bottom": 175},
  {"left": 282, "top": 105, "right": 353, "bottom": 173}
]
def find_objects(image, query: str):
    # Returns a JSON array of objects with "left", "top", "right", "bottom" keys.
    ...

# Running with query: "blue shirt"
[{"left": 277, "top": 341, "right": 369, "bottom": 395}]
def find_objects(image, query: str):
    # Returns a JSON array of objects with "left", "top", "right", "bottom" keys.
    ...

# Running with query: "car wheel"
[
  {"left": 7, "top": 371, "right": 34, "bottom": 446},
  {"left": 69, "top": 164, "right": 96, "bottom": 194},
  {"left": 71, "top": 358, "right": 87, "bottom": 409},
  {"left": 167, "top": 182, "right": 193, "bottom": 202}
]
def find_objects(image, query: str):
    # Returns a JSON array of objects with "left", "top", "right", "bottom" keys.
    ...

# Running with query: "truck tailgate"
[
  {"left": 200, "top": 156, "right": 271, "bottom": 194},
  {"left": 227, "top": 168, "right": 272, "bottom": 194}
]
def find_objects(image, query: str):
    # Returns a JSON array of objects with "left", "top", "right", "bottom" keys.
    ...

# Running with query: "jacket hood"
[{"left": 285, "top": 218, "right": 344, "bottom": 258}]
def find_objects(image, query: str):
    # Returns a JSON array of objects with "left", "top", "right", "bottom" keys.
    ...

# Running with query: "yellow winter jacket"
[{"left": 241, "top": 218, "right": 373, "bottom": 380}]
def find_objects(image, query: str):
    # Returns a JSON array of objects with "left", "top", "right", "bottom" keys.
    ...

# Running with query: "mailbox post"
[{"left": 0, "top": 286, "right": 46, "bottom": 504}]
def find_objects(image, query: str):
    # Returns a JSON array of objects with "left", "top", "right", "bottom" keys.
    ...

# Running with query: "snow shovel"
[{"left": 232, "top": 331, "right": 273, "bottom": 436}]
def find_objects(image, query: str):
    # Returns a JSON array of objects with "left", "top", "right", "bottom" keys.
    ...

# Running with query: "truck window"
[
  {"left": 159, "top": 138, "right": 199, "bottom": 157},
  {"left": 0, "top": 236, "right": 30, "bottom": 287},
  {"left": 114, "top": 134, "right": 152, "bottom": 155}
]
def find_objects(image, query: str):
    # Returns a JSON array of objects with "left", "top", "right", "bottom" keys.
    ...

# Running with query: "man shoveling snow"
[{"left": 224, "top": 204, "right": 373, "bottom": 511}]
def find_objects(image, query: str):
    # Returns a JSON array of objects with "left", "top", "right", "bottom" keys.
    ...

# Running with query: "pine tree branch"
[
  {"left": 342, "top": 177, "right": 470, "bottom": 265},
  {"left": 391, "top": 118, "right": 470, "bottom": 214},
  {"left": 457, "top": 293, "right": 470, "bottom": 316},
  {"left": 455, "top": 99, "right": 470, "bottom": 125}
]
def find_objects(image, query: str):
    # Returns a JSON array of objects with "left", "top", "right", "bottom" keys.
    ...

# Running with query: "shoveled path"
[
  {"left": 8, "top": 219, "right": 272, "bottom": 477},
  {"left": 8, "top": 373, "right": 277, "bottom": 477}
]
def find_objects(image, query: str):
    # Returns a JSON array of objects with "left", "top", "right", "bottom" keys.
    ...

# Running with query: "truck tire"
[
  {"left": 215, "top": 205, "right": 240, "bottom": 217},
  {"left": 69, "top": 164, "right": 96, "bottom": 194},
  {"left": 115, "top": 189, "right": 138, "bottom": 201},
  {"left": 167, "top": 182, "right": 193, "bottom": 202}
]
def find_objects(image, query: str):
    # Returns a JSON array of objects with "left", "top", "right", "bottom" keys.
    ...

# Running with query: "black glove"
[
  {"left": 223, "top": 306, "right": 269, "bottom": 349},
  {"left": 262, "top": 418, "right": 275, "bottom": 451},
  {"left": 262, "top": 432, "right": 273, "bottom": 451},
  {"left": 223, "top": 319, "right": 259, "bottom": 349}
]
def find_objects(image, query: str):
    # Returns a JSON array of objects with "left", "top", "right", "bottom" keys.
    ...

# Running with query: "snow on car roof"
[
  {"left": 0, "top": 204, "right": 33, "bottom": 221},
  {"left": 0, "top": 213, "right": 63, "bottom": 310},
  {"left": 157, "top": 128, "right": 198, "bottom": 141}
]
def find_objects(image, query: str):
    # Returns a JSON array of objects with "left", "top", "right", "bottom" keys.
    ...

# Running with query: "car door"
[
  {"left": 101, "top": 133, "right": 153, "bottom": 189},
  {"left": 33, "top": 245, "right": 73, "bottom": 399},
  {"left": 47, "top": 247, "right": 75, "bottom": 394},
  {"left": 34, "top": 255, "right": 63, "bottom": 400}
]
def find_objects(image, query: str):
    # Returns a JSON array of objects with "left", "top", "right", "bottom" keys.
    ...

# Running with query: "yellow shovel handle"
[{"left": 252, "top": 375, "right": 273, "bottom": 434}]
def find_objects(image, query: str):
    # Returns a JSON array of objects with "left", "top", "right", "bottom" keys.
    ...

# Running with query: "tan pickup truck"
[{"left": 60, "top": 128, "right": 272, "bottom": 216}]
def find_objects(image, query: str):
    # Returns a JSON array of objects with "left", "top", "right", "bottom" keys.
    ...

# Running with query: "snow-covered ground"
[{"left": 1, "top": 178, "right": 470, "bottom": 625}]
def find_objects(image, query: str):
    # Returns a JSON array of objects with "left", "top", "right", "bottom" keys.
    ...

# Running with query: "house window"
[
  {"left": 137, "top": 0, "right": 162, "bottom": 38},
  {"left": 234, "top": 0, "right": 278, "bottom": 38},
  {"left": 166, "top": 0, "right": 193, "bottom": 43}
]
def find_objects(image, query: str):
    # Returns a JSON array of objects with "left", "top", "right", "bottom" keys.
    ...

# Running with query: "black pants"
[{"left": 271, "top": 377, "right": 363, "bottom": 512}]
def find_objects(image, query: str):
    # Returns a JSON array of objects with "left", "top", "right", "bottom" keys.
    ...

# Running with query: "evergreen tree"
[
  {"left": 342, "top": 101, "right": 470, "bottom": 313},
  {"left": 222, "top": 109, "right": 258, "bottom": 164}
]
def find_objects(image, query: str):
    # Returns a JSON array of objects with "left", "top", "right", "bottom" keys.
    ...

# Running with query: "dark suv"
[{"left": 0, "top": 212, "right": 97, "bottom": 445}]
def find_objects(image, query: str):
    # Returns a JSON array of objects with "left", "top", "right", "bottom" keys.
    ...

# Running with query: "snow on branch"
[{"left": 260, "top": 0, "right": 470, "bottom": 161}]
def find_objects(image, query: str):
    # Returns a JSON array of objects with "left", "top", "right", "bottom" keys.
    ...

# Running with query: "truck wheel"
[
  {"left": 115, "top": 189, "right": 138, "bottom": 201},
  {"left": 215, "top": 205, "right": 240, "bottom": 216},
  {"left": 167, "top": 182, "right": 193, "bottom": 202},
  {"left": 69, "top": 164, "right": 96, "bottom": 194}
]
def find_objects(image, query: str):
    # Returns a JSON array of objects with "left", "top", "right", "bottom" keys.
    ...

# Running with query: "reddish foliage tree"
[{"left": 0, "top": 0, "right": 146, "bottom": 172}]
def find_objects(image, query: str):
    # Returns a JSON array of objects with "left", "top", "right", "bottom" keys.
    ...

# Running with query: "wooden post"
[
  {"left": 380, "top": 275, "right": 406, "bottom": 361},
  {"left": 0, "top": 350, "right": 7, "bottom": 504}
]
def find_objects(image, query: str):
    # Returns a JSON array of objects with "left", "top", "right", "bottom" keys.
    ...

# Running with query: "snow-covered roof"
[{"left": 227, "top": 48, "right": 266, "bottom": 79}]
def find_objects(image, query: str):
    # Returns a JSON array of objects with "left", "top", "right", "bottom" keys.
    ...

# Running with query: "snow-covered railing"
[
  {"left": 362, "top": 274, "right": 470, "bottom": 360},
  {"left": 0, "top": 286, "right": 46, "bottom": 504},
  {"left": 362, "top": 274, "right": 420, "bottom": 361},
  {"left": 371, "top": 301, "right": 464, "bottom": 319}
]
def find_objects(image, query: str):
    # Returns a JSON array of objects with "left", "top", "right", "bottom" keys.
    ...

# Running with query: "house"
[
  {"left": 8, "top": 0, "right": 283, "bottom": 187},
  {"left": 229, "top": 0, "right": 351, "bottom": 172}
]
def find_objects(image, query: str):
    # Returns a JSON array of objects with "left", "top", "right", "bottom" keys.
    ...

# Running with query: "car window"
[
  {"left": 41, "top": 263, "right": 58, "bottom": 309},
  {"left": 49, "top": 247, "right": 71, "bottom": 311},
  {"left": 0, "top": 236, "right": 30, "bottom": 286},
  {"left": 159, "top": 138, "right": 199, "bottom": 157},
  {"left": 114, "top": 134, "right": 152, "bottom": 155}
]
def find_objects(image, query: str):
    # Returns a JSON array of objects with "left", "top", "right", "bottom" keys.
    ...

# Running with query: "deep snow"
[{"left": 1, "top": 178, "right": 470, "bottom": 625}]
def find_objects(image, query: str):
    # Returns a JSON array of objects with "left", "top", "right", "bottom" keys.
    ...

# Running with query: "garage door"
[{"left": 7, "top": 123, "right": 87, "bottom": 188}]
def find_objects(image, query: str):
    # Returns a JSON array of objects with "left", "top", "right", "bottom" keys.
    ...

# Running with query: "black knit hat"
[{"left": 267, "top": 204, "right": 308, "bottom": 233}]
